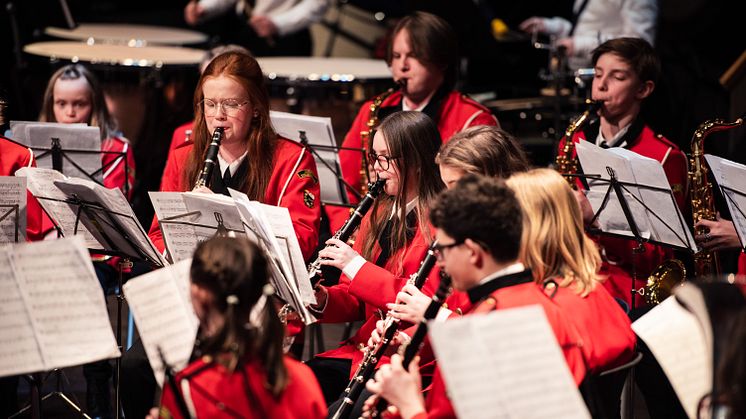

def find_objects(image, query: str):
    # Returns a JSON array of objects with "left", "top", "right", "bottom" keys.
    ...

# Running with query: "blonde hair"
[
  {"left": 436, "top": 126, "right": 530, "bottom": 178},
  {"left": 506, "top": 168, "right": 602, "bottom": 296}
]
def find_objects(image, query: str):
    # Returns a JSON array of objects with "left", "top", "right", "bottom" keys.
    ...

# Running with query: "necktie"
[{"left": 222, "top": 166, "right": 232, "bottom": 187}]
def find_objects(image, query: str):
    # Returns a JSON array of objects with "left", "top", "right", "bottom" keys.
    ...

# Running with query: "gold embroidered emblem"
[
  {"left": 297, "top": 169, "right": 318, "bottom": 184},
  {"left": 303, "top": 189, "right": 315, "bottom": 208}
]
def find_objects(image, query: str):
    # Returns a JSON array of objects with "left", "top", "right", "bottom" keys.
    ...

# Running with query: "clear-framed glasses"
[
  {"left": 202, "top": 98, "right": 250, "bottom": 117},
  {"left": 433, "top": 240, "right": 464, "bottom": 260},
  {"left": 368, "top": 151, "right": 401, "bottom": 171}
]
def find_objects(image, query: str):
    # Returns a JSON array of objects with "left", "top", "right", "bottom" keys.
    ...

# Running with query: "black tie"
[
  {"left": 222, "top": 166, "right": 232, "bottom": 187},
  {"left": 374, "top": 218, "right": 395, "bottom": 267}
]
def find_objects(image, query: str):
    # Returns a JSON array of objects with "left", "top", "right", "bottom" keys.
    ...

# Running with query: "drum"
[
  {"left": 23, "top": 41, "right": 205, "bottom": 145},
  {"left": 256, "top": 57, "right": 392, "bottom": 141},
  {"left": 45, "top": 23, "right": 208, "bottom": 46}
]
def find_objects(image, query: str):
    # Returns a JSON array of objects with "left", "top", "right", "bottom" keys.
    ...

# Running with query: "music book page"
[
  {"left": 9, "top": 121, "right": 86, "bottom": 144},
  {"left": 706, "top": 154, "right": 746, "bottom": 250},
  {"left": 610, "top": 147, "right": 695, "bottom": 251},
  {"left": 25, "top": 124, "right": 103, "bottom": 183},
  {"left": 632, "top": 296, "right": 711, "bottom": 419},
  {"left": 429, "top": 305, "right": 591, "bottom": 419},
  {"left": 123, "top": 259, "right": 197, "bottom": 386},
  {"left": 182, "top": 192, "right": 246, "bottom": 240},
  {"left": 0, "top": 177, "right": 27, "bottom": 243},
  {"left": 149, "top": 192, "right": 198, "bottom": 263},
  {"left": 245, "top": 200, "right": 315, "bottom": 306},
  {"left": 15, "top": 167, "right": 99, "bottom": 247},
  {"left": 270, "top": 111, "right": 347, "bottom": 205},
  {"left": 54, "top": 177, "right": 166, "bottom": 267},
  {"left": 0, "top": 236, "right": 120, "bottom": 378},
  {"left": 229, "top": 189, "right": 316, "bottom": 324}
]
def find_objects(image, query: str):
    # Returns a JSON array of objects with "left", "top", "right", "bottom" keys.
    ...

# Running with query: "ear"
[
  {"left": 464, "top": 238, "right": 483, "bottom": 267},
  {"left": 636, "top": 80, "right": 655, "bottom": 100}
]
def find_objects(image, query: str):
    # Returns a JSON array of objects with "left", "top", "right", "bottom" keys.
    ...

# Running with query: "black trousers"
[
  {"left": 120, "top": 338, "right": 158, "bottom": 419},
  {"left": 305, "top": 357, "right": 352, "bottom": 406}
]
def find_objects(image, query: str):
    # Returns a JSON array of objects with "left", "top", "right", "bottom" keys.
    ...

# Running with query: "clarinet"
[
  {"left": 368, "top": 271, "right": 453, "bottom": 418},
  {"left": 331, "top": 242, "right": 439, "bottom": 419},
  {"left": 194, "top": 127, "right": 224, "bottom": 189},
  {"left": 307, "top": 179, "right": 386, "bottom": 284}
]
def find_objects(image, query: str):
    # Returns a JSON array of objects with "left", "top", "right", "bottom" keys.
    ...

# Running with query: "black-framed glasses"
[
  {"left": 433, "top": 240, "right": 464, "bottom": 260},
  {"left": 368, "top": 151, "right": 400, "bottom": 171},
  {"left": 202, "top": 98, "right": 250, "bottom": 117}
]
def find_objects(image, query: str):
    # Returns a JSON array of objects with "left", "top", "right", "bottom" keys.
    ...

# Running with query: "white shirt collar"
[
  {"left": 402, "top": 97, "right": 430, "bottom": 112},
  {"left": 477, "top": 262, "right": 526, "bottom": 285},
  {"left": 217, "top": 151, "right": 248, "bottom": 177},
  {"left": 390, "top": 197, "right": 419, "bottom": 219},
  {"left": 596, "top": 124, "right": 630, "bottom": 148}
]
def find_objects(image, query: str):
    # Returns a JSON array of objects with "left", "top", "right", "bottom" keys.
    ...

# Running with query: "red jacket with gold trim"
[
  {"left": 102, "top": 136, "right": 136, "bottom": 200},
  {"left": 159, "top": 356, "right": 326, "bottom": 419},
  {"left": 327, "top": 90, "right": 498, "bottom": 232},
  {"left": 149, "top": 137, "right": 321, "bottom": 260}
]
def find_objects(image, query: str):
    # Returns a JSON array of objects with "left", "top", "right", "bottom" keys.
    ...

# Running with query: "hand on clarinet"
[
  {"left": 366, "top": 319, "right": 409, "bottom": 355},
  {"left": 386, "top": 284, "right": 432, "bottom": 324},
  {"left": 363, "top": 354, "right": 425, "bottom": 419},
  {"left": 192, "top": 185, "right": 214, "bottom": 194},
  {"left": 317, "top": 238, "right": 359, "bottom": 270}
]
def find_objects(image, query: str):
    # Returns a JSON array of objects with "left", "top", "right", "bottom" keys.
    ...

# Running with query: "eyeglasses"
[
  {"left": 433, "top": 240, "right": 464, "bottom": 260},
  {"left": 368, "top": 152, "right": 400, "bottom": 171},
  {"left": 202, "top": 98, "right": 250, "bottom": 117}
]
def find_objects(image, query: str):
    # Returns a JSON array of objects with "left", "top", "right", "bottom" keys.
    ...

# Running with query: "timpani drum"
[
  {"left": 256, "top": 57, "right": 392, "bottom": 141},
  {"left": 23, "top": 41, "right": 205, "bottom": 144},
  {"left": 45, "top": 23, "right": 208, "bottom": 47}
]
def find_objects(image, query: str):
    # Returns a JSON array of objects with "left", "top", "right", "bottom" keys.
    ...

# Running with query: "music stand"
[
  {"left": 574, "top": 167, "right": 694, "bottom": 419},
  {"left": 55, "top": 187, "right": 163, "bottom": 419}
]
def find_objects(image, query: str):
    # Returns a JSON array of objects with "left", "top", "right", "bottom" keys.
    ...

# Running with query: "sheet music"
[
  {"left": 0, "top": 177, "right": 27, "bottom": 243},
  {"left": 706, "top": 154, "right": 746, "bottom": 250},
  {"left": 54, "top": 177, "right": 166, "bottom": 266},
  {"left": 245, "top": 201, "right": 315, "bottom": 306},
  {"left": 24, "top": 124, "right": 103, "bottom": 183},
  {"left": 0, "top": 249, "right": 44, "bottom": 377},
  {"left": 0, "top": 236, "right": 120, "bottom": 377},
  {"left": 229, "top": 189, "right": 316, "bottom": 324},
  {"left": 9, "top": 120, "right": 86, "bottom": 144},
  {"left": 182, "top": 192, "right": 246, "bottom": 240},
  {"left": 150, "top": 192, "right": 199, "bottom": 263},
  {"left": 15, "top": 167, "right": 98, "bottom": 247},
  {"left": 610, "top": 148, "right": 695, "bottom": 250},
  {"left": 632, "top": 296, "right": 711, "bottom": 419},
  {"left": 429, "top": 306, "right": 590, "bottom": 419},
  {"left": 577, "top": 141, "right": 695, "bottom": 251},
  {"left": 270, "top": 111, "right": 347, "bottom": 205},
  {"left": 123, "top": 260, "right": 197, "bottom": 386}
]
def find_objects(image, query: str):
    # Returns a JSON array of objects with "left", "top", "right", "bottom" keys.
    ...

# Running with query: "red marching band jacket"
[
  {"left": 148, "top": 137, "right": 321, "bottom": 261},
  {"left": 315, "top": 211, "right": 443, "bottom": 377},
  {"left": 0, "top": 136, "right": 48, "bottom": 241},
  {"left": 159, "top": 356, "right": 327, "bottom": 419},
  {"left": 558, "top": 120, "right": 689, "bottom": 308},
  {"left": 409, "top": 279, "right": 589, "bottom": 419},
  {"left": 327, "top": 90, "right": 498, "bottom": 232}
]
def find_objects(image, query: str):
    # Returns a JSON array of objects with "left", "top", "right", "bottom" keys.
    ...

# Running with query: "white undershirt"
[
  {"left": 595, "top": 124, "right": 631, "bottom": 148},
  {"left": 217, "top": 150, "right": 248, "bottom": 177}
]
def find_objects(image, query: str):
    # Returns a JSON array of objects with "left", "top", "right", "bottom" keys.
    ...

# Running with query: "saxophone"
[
  {"left": 555, "top": 99, "right": 601, "bottom": 188},
  {"left": 359, "top": 87, "right": 398, "bottom": 195},
  {"left": 689, "top": 114, "right": 745, "bottom": 277},
  {"left": 645, "top": 114, "right": 745, "bottom": 303}
]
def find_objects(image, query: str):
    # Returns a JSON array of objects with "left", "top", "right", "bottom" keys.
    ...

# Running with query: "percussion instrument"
[
  {"left": 23, "top": 41, "right": 205, "bottom": 67},
  {"left": 45, "top": 23, "right": 208, "bottom": 46}
]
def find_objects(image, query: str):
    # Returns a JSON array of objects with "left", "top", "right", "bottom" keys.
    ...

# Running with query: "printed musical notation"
[
  {"left": 0, "top": 237, "right": 120, "bottom": 378},
  {"left": 0, "top": 177, "right": 26, "bottom": 243}
]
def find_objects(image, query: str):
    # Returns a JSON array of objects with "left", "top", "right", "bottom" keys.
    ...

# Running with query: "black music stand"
[
  {"left": 0, "top": 204, "right": 22, "bottom": 243},
  {"left": 43, "top": 191, "right": 163, "bottom": 419},
  {"left": 574, "top": 168, "right": 694, "bottom": 419},
  {"left": 298, "top": 130, "right": 363, "bottom": 203},
  {"left": 32, "top": 137, "right": 130, "bottom": 199}
]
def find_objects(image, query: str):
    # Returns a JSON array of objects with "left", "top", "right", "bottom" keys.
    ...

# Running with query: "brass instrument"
[
  {"left": 689, "top": 114, "right": 745, "bottom": 277},
  {"left": 194, "top": 127, "right": 224, "bottom": 189},
  {"left": 555, "top": 99, "right": 601, "bottom": 188},
  {"left": 644, "top": 114, "right": 744, "bottom": 303},
  {"left": 359, "top": 88, "right": 397, "bottom": 195},
  {"left": 644, "top": 259, "right": 686, "bottom": 304}
]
